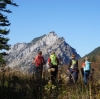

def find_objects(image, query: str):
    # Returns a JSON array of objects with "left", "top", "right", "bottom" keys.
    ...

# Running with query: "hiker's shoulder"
[
  {"left": 36, "top": 55, "right": 43, "bottom": 58},
  {"left": 35, "top": 55, "right": 38, "bottom": 59}
]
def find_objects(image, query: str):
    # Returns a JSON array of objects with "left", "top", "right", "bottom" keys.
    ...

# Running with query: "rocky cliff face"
[{"left": 5, "top": 32, "right": 80, "bottom": 73}]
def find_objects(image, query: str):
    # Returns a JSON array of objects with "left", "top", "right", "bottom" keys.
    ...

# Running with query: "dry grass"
[{"left": 0, "top": 64, "right": 100, "bottom": 99}]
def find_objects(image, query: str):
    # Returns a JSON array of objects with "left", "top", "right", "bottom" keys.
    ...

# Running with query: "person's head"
[
  {"left": 85, "top": 56, "right": 89, "bottom": 61},
  {"left": 71, "top": 54, "right": 75, "bottom": 58},
  {"left": 51, "top": 51, "right": 55, "bottom": 55},
  {"left": 38, "top": 51, "right": 42, "bottom": 55}
]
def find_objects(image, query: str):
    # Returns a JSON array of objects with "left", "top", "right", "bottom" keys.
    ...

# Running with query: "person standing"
[
  {"left": 33, "top": 51, "right": 45, "bottom": 80},
  {"left": 48, "top": 52, "right": 59, "bottom": 84},
  {"left": 83, "top": 57, "right": 91, "bottom": 84},
  {"left": 68, "top": 54, "right": 79, "bottom": 83}
]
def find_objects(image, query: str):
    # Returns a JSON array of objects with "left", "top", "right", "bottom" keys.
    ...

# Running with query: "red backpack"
[{"left": 35, "top": 55, "right": 44, "bottom": 66}]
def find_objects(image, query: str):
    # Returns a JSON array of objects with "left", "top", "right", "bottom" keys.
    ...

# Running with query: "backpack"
[
  {"left": 50, "top": 54, "right": 58, "bottom": 66},
  {"left": 70, "top": 59, "right": 77, "bottom": 69},
  {"left": 84, "top": 61, "right": 91, "bottom": 71},
  {"left": 35, "top": 55, "right": 44, "bottom": 66}
]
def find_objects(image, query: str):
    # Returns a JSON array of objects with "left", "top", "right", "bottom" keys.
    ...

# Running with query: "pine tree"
[{"left": 0, "top": 0, "right": 18, "bottom": 65}]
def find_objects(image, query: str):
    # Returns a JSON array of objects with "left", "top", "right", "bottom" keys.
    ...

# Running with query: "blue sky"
[{"left": 5, "top": 0, "right": 100, "bottom": 57}]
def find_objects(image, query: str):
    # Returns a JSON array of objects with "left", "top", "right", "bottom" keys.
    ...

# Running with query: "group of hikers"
[
  {"left": 68, "top": 54, "right": 92, "bottom": 84},
  {"left": 32, "top": 51, "right": 92, "bottom": 84}
]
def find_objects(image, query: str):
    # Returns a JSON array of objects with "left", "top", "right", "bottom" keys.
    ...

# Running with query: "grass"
[{"left": 0, "top": 65, "right": 100, "bottom": 99}]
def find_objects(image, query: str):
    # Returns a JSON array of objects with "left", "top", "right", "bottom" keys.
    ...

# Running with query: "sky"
[{"left": 4, "top": 0, "right": 100, "bottom": 57}]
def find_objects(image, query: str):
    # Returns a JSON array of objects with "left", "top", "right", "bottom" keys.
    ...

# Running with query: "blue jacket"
[{"left": 84, "top": 61, "right": 91, "bottom": 71}]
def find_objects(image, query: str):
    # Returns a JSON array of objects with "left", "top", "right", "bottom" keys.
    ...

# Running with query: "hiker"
[
  {"left": 83, "top": 57, "right": 91, "bottom": 84},
  {"left": 81, "top": 59, "right": 85, "bottom": 78},
  {"left": 48, "top": 52, "right": 59, "bottom": 84},
  {"left": 33, "top": 51, "right": 45, "bottom": 80},
  {"left": 68, "top": 54, "right": 79, "bottom": 83}
]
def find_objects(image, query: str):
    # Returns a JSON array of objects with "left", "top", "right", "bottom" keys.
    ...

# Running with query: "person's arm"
[
  {"left": 48, "top": 57, "right": 52, "bottom": 68},
  {"left": 33, "top": 56, "right": 38, "bottom": 64},
  {"left": 48, "top": 58, "right": 51, "bottom": 66},
  {"left": 48, "top": 57, "right": 50, "bottom": 63}
]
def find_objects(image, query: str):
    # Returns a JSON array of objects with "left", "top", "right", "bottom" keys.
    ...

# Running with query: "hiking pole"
[{"left": 67, "top": 70, "right": 75, "bottom": 83}]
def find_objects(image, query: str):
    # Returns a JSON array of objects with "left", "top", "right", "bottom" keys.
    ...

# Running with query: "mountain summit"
[{"left": 5, "top": 31, "right": 80, "bottom": 73}]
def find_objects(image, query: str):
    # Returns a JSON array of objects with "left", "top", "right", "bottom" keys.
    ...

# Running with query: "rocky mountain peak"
[{"left": 4, "top": 32, "right": 80, "bottom": 74}]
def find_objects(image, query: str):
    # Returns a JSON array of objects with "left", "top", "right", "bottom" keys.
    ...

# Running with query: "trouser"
[
  {"left": 69, "top": 68, "right": 78, "bottom": 83},
  {"left": 50, "top": 65, "right": 58, "bottom": 84},
  {"left": 33, "top": 65, "right": 43, "bottom": 80},
  {"left": 83, "top": 70, "right": 90, "bottom": 84}
]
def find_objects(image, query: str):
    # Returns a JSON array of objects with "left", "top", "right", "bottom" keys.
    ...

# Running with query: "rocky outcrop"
[{"left": 5, "top": 31, "right": 80, "bottom": 73}]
